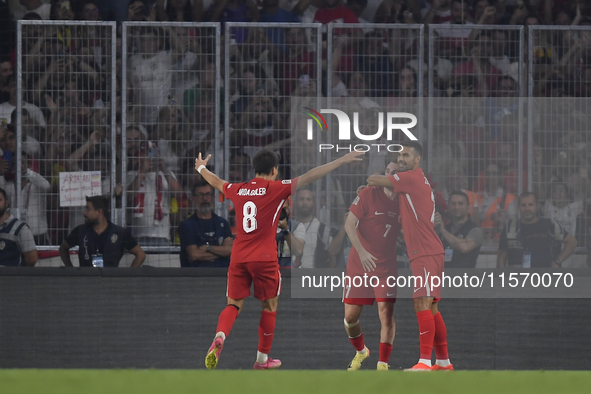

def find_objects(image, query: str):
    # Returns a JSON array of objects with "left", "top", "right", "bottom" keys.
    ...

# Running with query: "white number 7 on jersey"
[
  {"left": 243, "top": 201, "right": 258, "bottom": 233},
  {"left": 383, "top": 224, "right": 392, "bottom": 237}
]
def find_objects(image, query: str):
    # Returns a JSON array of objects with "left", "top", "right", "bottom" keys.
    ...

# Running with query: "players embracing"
[
  {"left": 368, "top": 141, "right": 453, "bottom": 371},
  {"left": 342, "top": 161, "right": 402, "bottom": 371}
]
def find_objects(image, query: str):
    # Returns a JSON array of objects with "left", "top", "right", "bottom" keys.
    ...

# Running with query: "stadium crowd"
[{"left": 0, "top": 0, "right": 590, "bottom": 267}]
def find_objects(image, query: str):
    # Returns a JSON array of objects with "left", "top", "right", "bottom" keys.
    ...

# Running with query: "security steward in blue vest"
[
  {"left": 59, "top": 196, "right": 146, "bottom": 267},
  {"left": 0, "top": 187, "right": 37, "bottom": 266},
  {"left": 434, "top": 191, "right": 484, "bottom": 268}
]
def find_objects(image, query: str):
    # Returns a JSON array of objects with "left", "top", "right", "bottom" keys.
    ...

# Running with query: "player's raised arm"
[
  {"left": 296, "top": 151, "right": 365, "bottom": 190},
  {"left": 195, "top": 153, "right": 227, "bottom": 193},
  {"left": 366, "top": 175, "right": 393, "bottom": 189}
]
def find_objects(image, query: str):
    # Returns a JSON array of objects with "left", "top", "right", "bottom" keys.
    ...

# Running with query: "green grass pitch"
[{"left": 1, "top": 370, "right": 590, "bottom": 394}]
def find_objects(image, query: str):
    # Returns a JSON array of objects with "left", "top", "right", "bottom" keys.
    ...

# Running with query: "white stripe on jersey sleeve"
[
  {"left": 405, "top": 194, "right": 419, "bottom": 221},
  {"left": 272, "top": 199, "right": 286, "bottom": 224}
]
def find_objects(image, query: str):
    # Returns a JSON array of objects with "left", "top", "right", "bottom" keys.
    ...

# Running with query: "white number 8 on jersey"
[{"left": 243, "top": 201, "right": 258, "bottom": 233}]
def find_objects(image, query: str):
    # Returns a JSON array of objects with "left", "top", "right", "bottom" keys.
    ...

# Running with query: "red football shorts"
[
  {"left": 410, "top": 254, "right": 444, "bottom": 301},
  {"left": 342, "top": 265, "right": 397, "bottom": 305},
  {"left": 227, "top": 261, "right": 282, "bottom": 301}
]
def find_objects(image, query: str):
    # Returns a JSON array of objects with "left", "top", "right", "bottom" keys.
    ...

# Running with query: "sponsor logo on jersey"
[
  {"left": 282, "top": 180, "right": 291, "bottom": 184},
  {"left": 393, "top": 174, "right": 400, "bottom": 181}
]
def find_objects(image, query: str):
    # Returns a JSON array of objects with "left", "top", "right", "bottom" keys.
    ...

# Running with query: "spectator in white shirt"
[
  {"left": 126, "top": 141, "right": 181, "bottom": 246},
  {"left": 127, "top": 26, "right": 198, "bottom": 124},
  {"left": 10, "top": 109, "right": 42, "bottom": 158},
  {"left": 0, "top": 151, "right": 51, "bottom": 245},
  {"left": 543, "top": 181, "right": 583, "bottom": 237},
  {"left": 0, "top": 75, "right": 46, "bottom": 128}
]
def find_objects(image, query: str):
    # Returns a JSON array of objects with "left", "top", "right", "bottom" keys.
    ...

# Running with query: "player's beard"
[{"left": 0, "top": 207, "right": 6, "bottom": 217}]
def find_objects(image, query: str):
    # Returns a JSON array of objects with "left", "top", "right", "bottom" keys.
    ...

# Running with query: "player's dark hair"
[
  {"left": 449, "top": 190, "right": 469, "bottom": 205},
  {"left": 518, "top": 191, "right": 538, "bottom": 205},
  {"left": 253, "top": 149, "right": 279, "bottom": 175},
  {"left": 192, "top": 179, "right": 213, "bottom": 195},
  {"left": 0, "top": 187, "right": 7, "bottom": 201},
  {"left": 400, "top": 141, "right": 423, "bottom": 157},
  {"left": 86, "top": 195, "right": 110, "bottom": 217}
]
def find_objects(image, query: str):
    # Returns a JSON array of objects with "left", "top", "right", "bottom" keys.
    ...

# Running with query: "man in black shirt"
[
  {"left": 497, "top": 192, "right": 577, "bottom": 268},
  {"left": 59, "top": 196, "right": 146, "bottom": 267},
  {"left": 434, "top": 191, "right": 484, "bottom": 268}
]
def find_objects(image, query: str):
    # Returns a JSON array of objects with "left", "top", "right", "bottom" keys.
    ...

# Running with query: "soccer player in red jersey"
[
  {"left": 367, "top": 141, "right": 453, "bottom": 371},
  {"left": 196, "top": 149, "right": 364, "bottom": 369},
  {"left": 343, "top": 162, "right": 402, "bottom": 371}
]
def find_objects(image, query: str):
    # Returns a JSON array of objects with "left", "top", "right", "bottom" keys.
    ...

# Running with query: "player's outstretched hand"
[
  {"left": 358, "top": 249, "right": 378, "bottom": 272},
  {"left": 339, "top": 151, "right": 365, "bottom": 164},
  {"left": 195, "top": 153, "right": 211, "bottom": 172}
]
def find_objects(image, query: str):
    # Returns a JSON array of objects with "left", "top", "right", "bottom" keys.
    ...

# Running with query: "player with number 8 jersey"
[
  {"left": 224, "top": 183, "right": 291, "bottom": 264},
  {"left": 195, "top": 149, "right": 365, "bottom": 370}
]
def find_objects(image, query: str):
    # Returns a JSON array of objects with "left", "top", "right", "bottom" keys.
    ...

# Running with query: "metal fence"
[
  {"left": 427, "top": 24, "right": 525, "bottom": 248},
  {"left": 121, "top": 22, "right": 221, "bottom": 251},
  {"left": 324, "top": 23, "right": 424, "bottom": 228},
  {"left": 14, "top": 20, "right": 117, "bottom": 249},
  {"left": 224, "top": 22, "right": 323, "bottom": 235},
  {"left": 528, "top": 25, "right": 591, "bottom": 252}
]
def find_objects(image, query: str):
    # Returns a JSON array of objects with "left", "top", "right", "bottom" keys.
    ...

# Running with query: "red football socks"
[
  {"left": 416, "top": 310, "right": 436, "bottom": 360},
  {"left": 433, "top": 312, "right": 449, "bottom": 360},
  {"left": 216, "top": 305, "right": 239, "bottom": 338},
  {"left": 379, "top": 342, "right": 393, "bottom": 363},
  {"left": 258, "top": 311, "right": 277, "bottom": 354},
  {"left": 349, "top": 333, "right": 366, "bottom": 352}
]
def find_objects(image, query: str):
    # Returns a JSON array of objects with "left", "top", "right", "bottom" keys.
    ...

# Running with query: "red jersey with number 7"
[
  {"left": 388, "top": 168, "right": 444, "bottom": 260},
  {"left": 223, "top": 178, "right": 298, "bottom": 264},
  {"left": 348, "top": 186, "right": 401, "bottom": 276}
]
